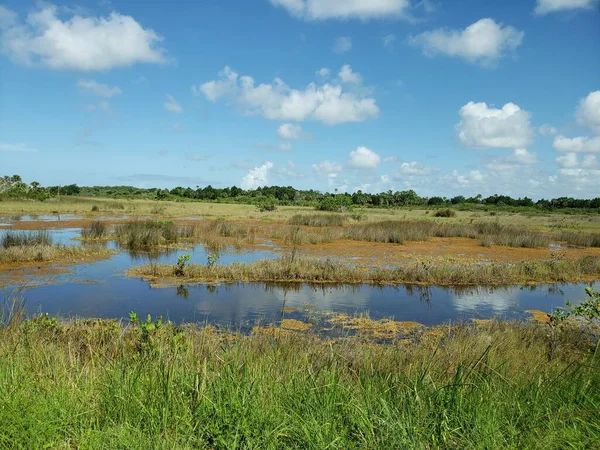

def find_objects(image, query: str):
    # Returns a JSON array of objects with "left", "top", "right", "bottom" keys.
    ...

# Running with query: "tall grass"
[
  {"left": 81, "top": 220, "right": 107, "bottom": 240},
  {"left": 555, "top": 230, "right": 600, "bottom": 247},
  {"left": 0, "top": 315, "right": 598, "bottom": 448},
  {"left": 0, "top": 244, "right": 115, "bottom": 264},
  {"left": 289, "top": 214, "right": 346, "bottom": 227},
  {"left": 1, "top": 230, "right": 52, "bottom": 248},
  {"left": 115, "top": 220, "right": 180, "bottom": 250},
  {"left": 128, "top": 255, "right": 600, "bottom": 286}
]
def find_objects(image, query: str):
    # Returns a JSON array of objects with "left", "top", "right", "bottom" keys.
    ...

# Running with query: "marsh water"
[{"left": 1, "top": 222, "right": 598, "bottom": 329}]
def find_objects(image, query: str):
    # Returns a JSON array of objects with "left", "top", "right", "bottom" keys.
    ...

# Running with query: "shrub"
[
  {"left": 257, "top": 200, "right": 278, "bottom": 212},
  {"left": 91, "top": 205, "right": 99, "bottom": 212},
  {"left": 434, "top": 209, "right": 456, "bottom": 218}
]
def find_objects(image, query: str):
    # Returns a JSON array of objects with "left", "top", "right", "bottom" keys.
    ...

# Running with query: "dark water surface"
[{"left": 1, "top": 228, "right": 598, "bottom": 328}]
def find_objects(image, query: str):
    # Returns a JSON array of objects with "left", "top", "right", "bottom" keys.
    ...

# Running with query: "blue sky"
[{"left": 0, "top": 0, "right": 599, "bottom": 198}]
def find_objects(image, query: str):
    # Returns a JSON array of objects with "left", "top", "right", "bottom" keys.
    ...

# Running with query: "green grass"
[
  {"left": 127, "top": 254, "right": 600, "bottom": 286},
  {"left": 0, "top": 314, "right": 598, "bottom": 449}
]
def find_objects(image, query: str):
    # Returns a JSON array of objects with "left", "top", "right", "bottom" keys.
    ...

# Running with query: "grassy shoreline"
[
  {"left": 0, "top": 314, "right": 598, "bottom": 449},
  {"left": 127, "top": 255, "right": 600, "bottom": 286}
]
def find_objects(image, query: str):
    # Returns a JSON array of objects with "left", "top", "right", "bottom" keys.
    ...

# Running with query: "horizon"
[{"left": 1, "top": 0, "right": 599, "bottom": 198}]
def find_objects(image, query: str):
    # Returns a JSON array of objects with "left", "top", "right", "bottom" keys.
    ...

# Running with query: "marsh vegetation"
[
  {"left": 128, "top": 254, "right": 600, "bottom": 286},
  {"left": 0, "top": 230, "right": 115, "bottom": 264},
  {"left": 0, "top": 304, "right": 598, "bottom": 449}
]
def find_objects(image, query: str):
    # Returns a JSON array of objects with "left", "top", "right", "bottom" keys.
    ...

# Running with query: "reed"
[
  {"left": 81, "top": 221, "right": 107, "bottom": 240},
  {"left": 1, "top": 230, "right": 52, "bottom": 248},
  {"left": 289, "top": 214, "right": 346, "bottom": 227},
  {"left": 114, "top": 220, "right": 180, "bottom": 250}
]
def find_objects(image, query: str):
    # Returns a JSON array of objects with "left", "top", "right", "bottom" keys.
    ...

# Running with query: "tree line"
[{"left": 1, "top": 174, "right": 599, "bottom": 212}]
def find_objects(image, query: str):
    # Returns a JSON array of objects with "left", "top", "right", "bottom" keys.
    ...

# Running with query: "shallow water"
[{"left": 0, "top": 227, "right": 598, "bottom": 329}]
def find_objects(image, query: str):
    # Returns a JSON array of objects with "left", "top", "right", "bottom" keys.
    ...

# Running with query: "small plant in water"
[
  {"left": 174, "top": 253, "right": 190, "bottom": 277},
  {"left": 207, "top": 251, "right": 218, "bottom": 268}
]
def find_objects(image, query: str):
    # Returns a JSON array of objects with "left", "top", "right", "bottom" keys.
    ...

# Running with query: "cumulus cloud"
[
  {"left": 456, "top": 101, "right": 533, "bottom": 149},
  {"left": 534, "top": 0, "right": 598, "bottom": 15},
  {"left": 241, "top": 161, "right": 274, "bottom": 189},
  {"left": 486, "top": 148, "right": 539, "bottom": 171},
  {"left": 349, "top": 146, "right": 381, "bottom": 169},
  {"left": 555, "top": 153, "right": 596, "bottom": 169},
  {"left": 164, "top": 95, "right": 183, "bottom": 114},
  {"left": 316, "top": 67, "right": 331, "bottom": 78},
  {"left": 269, "top": 0, "right": 412, "bottom": 21},
  {"left": 312, "top": 160, "right": 342, "bottom": 175},
  {"left": 338, "top": 64, "right": 361, "bottom": 84},
  {"left": 333, "top": 36, "right": 352, "bottom": 54},
  {"left": 409, "top": 18, "right": 524, "bottom": 66},
  {"left": 0, "top": 4, "right": 166, "bottom": 71},
  {"left": 553, "top": 135, "right": 600, "bottom": 153},
  {"left": 539, "top": 124, "right": 558, "bottom": 136},
  {"left": 77, "top": 79, "right": 121, "bottom": 97},
  {"left": 576, "top": 90, "right": 600, "bottom": 135},
  {"left": 277, "top": 123, "right": 308, "bottom": 139},
  {"left": 193, "top": 65, "right": 379, "bottom": 126}
]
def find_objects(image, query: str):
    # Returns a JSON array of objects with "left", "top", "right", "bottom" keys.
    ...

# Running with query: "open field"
[
  {"left": 0, "top": 310, "right": 598, "bottom": 449},
  {"left": 2, "top": 197, "right": 600, "bottom": 232}
]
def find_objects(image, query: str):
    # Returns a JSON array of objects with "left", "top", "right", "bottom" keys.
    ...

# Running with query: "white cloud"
[
  {"left": 0, "top": 142, "right": 37, "bottom": 152},
  {"left": 409, "top": 18, "right": 524, "bottom": 66},
  {"left": 0, "top": 4, "right": 166, "bottom": 71},
  {"left": 396, "top": 161, "right": 437, "bottom": 175},
  {"left": 555, "top": 153, "right": 597, "bottom": 169},
  {"left": 274, "top": 160, "right": 304, "bottom": 179},
  {"left": 511, "top": 148, "right": 538, "bottom": 164},
  {"left": 164, "top": 95, "right": 183, "bottom": 114},
  {"left": 349, "top": 146, "right": 381, "bottom": 169},
  {"left": 383, "top": 33, "right": 396, "bottom": 47},
  {"left": 241, "top": 161, "right": 274, "bottom": 189},
  {"left": 338, "top": 64, "right": 361, "bottom": 84},
  {"left": 539, "top": 124, "right": 558, "bottom": 136},
  {"left": 553, "top": 135, "right": 600, "bottom": 153},
  {"left": 486, "top": 148, "right": 539, "bottom": 171},
  {"left": 194, "top": 65, "right": 379, "bottom": 126},
  {"left": 333, "top": 36, "right": 352, "bottom": 54},
  {"left": 312, "top": 160, "right": 342, "bottom": 175},
  {"left": 576, "top": 90, "right": 600, "bottom": 135},
  {"left": 456, "top": 101, "right": 533, "bottom": 149},
  {"left": 316, "top": 67, "right": 330, "bottom": 78},
  {"left": 77, "top": 79, "right": 121, "bottom": 97},
  {"left": 447, "top": 169, "right": 487, "bottom": 186},
  {"left": 556, "top": 152, "right": 578, "bottom": 168},
  {"left": 534, "top": 0, "right": 598, "bottom": 15},
  {"left": 269, "top": 0, "right": 412, "bottom": 21},
  {"left": 277, "top": 123, "right": 307, "bottom": 139},
  {"left": 384, "top": 156, "right": 399, "bottom": 162}
]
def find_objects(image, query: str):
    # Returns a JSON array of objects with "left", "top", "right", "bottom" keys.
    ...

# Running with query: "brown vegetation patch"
[
  {"left": 295, "top": 237, "right": 600, "bottom": 267},
  {"left": 525, "top": 309, "right": 551, "bottom": 323}
]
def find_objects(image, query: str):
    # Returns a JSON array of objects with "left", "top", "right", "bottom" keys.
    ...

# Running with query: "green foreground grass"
[
  {"left": 0, "top": 315, "right": 598, "bottom": 449},
  {"left": 128, "top": 254, "right": 600, "bottom": 286}
]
